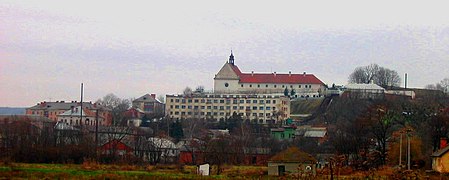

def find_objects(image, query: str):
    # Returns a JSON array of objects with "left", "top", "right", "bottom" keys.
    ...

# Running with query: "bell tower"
[{"left": 229, "top": 50, "right": 234, "bottom": 65}]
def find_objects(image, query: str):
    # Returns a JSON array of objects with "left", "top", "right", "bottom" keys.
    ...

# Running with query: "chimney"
[
  {"left": 405, "top": 73, "right": 408, "bottom": 89},
  {"left": 289, "top": 71, "right": 291, "bottom": 77},
  {"left": 151, "top": 93, "right": 156, "bottom": 99},
  {"left": 441, "top": 138, "right": 448, "bottom": 149},
  {"left": 251, "top": 71, "right": 254, "bottom": 76},
  {"left": 303, "top": 72, "right": 306, "bottom": 76},
  {"left": 274, "top": 72, "right": 276, "bottom": 77}
]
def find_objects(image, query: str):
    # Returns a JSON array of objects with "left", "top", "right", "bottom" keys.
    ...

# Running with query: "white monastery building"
[{"left": 214, "top": 52, "right": 326, "bottom": 96}]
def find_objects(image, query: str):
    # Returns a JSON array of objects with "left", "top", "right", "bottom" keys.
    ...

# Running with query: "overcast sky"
[{"left": 1, "top": 0, "right": 449, "bottom": 107}]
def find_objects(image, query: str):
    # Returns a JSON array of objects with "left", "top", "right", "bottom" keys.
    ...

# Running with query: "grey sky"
[{"left": 1, "top": 0, "right": 449, "bottom": 107}]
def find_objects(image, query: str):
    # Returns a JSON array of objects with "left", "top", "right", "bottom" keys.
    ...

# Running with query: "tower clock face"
[{"left": 225, "top": 83, "right": 229, "bottom": 87}]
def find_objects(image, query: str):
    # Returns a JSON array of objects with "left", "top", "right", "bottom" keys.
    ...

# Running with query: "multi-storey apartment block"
[{"left": 165, "top": 94, "right": 290, "bottom": 124}]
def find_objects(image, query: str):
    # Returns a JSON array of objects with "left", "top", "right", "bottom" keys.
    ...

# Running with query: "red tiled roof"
[{"left": 230, "top": 64, "right": 324, "bottom": 84}]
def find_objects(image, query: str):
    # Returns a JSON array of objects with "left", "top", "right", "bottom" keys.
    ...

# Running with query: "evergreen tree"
[
  {"left": 284, "top": 87, "right": 289, "bottom": 96},
  {"left": 170, "top": 120, "right": 184, "bottom": 141},
  {"left": 290, "top": 89, "right": 296, "bottom": 97}
]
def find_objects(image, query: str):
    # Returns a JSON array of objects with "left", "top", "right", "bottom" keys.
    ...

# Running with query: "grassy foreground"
[
  {"left": 1, "top": 162, "right": 448, "bottom": 179},
  {"left": 0, "top": 162, "right": 267, "bottom": 179}
]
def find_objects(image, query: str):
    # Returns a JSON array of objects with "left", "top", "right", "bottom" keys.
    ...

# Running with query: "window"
[
  {"left": 201, "top": 106, "right": 205, "bottom": 109},
  {"left": 253, "top": 100, "right": 257, "bottom": 103},
  {"left": 246, "top": 100, "right": 251, "bottom": 103},
  {"left": 239, "top": 106, "right": 244, "bottom": 110},
  {"left": 257, "top": 84, "right": 260, "bottom": 88},
  {"left": 170, "top": 105, "right": 173, "bottom": 108},
  {"left": 252, "top": 106, "right": 257, "bottom": 110},
  {"left": 207, "top": 106, "right": 212, "bottom": 109},
  {"left": 170, "top": 99, "right": 174, "bottom": 102},
  {"left": 188, "top": 106, "right": 192, "bottom": 109},
  {"left": 233, "top": 106, "right": 238, "bottom": 110},
  {"left": 240, "top": 100, "right": 245, "bottom": 103},
  {"left": 252, "top": 113, "right": 257, "bottom": 116},
  {"left": 273, "top": 100, "right": 276, "bottom": 104},
  {"left": 266, "top": 100, "right": 271, "bottom": 103},
  {"left": 214, "top": 99, "right": 218, "bottom": 103},
  {"left": 181, "top": 99, "right": 186, "bottom": 103},
  {"left": 225, "top": 83, "right": 229, "bottom": 87},
  {"left": 282, "top": 85, "right": 285, "bottom": 88},
  {"left": 260, "top": 100, "right": 264, "bottom": 104},
  {"left": 241, "top": 84, "right": 244, "bottom": 87},
  {"left": 226, "top": 99, "right": 231, "bottom": 104},
  {"left": 299, "top": 85, "right": 302, "bottom": 88},
  {"left": 259, "top": 106, "right": 264, "bottom": 110},
  {"left": 194, "top": 106, "right": 198, "bottom": 109},
  {"left": 233, "top": 100, "right": 238, "bottom": 104},
  {"left": 220, "top": 100, "right": 225, "bottom": 103},
  {"left": 194, "top": 99, "right": 199, "bottom": 103},
  {"left": 290, "top": 85, "right": 293, "bottom": 88},
  {"left": 274, "top": 85, "right": 277, "bottom": 88},
  {"left": 201, "top": 99, "right": 205, "bottom": 103},
  {"left": 214, "top": 106, "right": 218, "bottom": 109},
  {"left": 220, "top": 106, "right": 224, "bottom": 110},
  {"left": 266, "top": 84, "right": 268, "bottom": 88},
  {"left": 226, "top": 106, "right": 231, "bottom": 110},
  {"left": 188, "top": 99, "right": 192, "bottom": 103},
  {"left": 175, "top": 99, "right": 180, "bottom": 102},
  {"left": 181, "top": 105, "right": 186, "bottom": 109},
  {"left": 249, "top": 84, "right": 252, "bottom": 87},
  {"left": 266, "top": 107, "right": 271, "bottom": 110}
]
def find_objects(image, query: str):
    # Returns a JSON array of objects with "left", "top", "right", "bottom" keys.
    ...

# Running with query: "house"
[
  {"left": 57, "top": 106, "right": 106, "bottom": 126},
  {"left": 296, "top": 126, "right": 328, "bottom": 143},
  {"left": 98, "top": 139, "right": 134, "bottom": 157},
  {"left": 26, "top": 101, "right": 112, "bottom": 124},
  {"left": 147, "top": 137, "right": 178, "bottom": 163},
  {"left": 271, "top": 126, "right": 296, "bottom": 140},
  {"left": 268, "top": 147, "right": 317, "bottom": 176},
  {"left": 431, "top": 138, "right": 449, "bottom": 173},
  {"left": 214, "top": 52, "right": 325, "bottom": 95},
  {"left": 132, "top": 94, "right": 165, "bottom": 117}
]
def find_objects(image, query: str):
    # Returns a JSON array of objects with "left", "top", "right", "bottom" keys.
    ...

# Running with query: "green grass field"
[{"left": 0, "top": 163, "right": 268, "bottom": 179}]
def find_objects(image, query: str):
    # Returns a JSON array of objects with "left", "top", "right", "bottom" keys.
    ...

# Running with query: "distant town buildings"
[
  {"left": 56, "top": 106, "right": 106, "bottom": 126},
  {"left": 132, "top": 94, "right": 165, "bottom": 117},
  {"left": 26, "top": 101, "right": 112, "bottom": 125}
]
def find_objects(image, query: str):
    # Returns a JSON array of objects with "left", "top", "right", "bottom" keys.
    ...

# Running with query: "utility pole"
[
  {"left": 80, "top": 83, "right": 83, "bottom": 127},
  {"left": 399, "top": 131, "right": 402, "bottom": 167},
  {"left": 95, "top": 109, "right": 99, "bottom": 160},
  {"left": 407, "top": 129, "right": 412, "bottom": 170}
]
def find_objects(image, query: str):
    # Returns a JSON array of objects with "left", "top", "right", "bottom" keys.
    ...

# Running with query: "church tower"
[{"left": 229, "top": 51, "right": 234, "bottom": 65}]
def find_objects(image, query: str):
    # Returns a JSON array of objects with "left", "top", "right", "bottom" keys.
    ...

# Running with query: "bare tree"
[
  {"left": 349, "top": 63, "right": 401, "bottom": 88},
  {"left": 96, "top": 93, "right": 131, "bottom": 125},
  {"left": 157, "top": 95, "right": 165, "bottom": 104},
  {"left": 183, "top": 87, "right": 193, "bottom": 97},
  {"left": 426, "top": 78, "right": 449, "bottom": 93}
]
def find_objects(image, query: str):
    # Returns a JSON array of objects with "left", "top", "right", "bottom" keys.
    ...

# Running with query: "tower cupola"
[{"left": 229, "top": 50, "right": 235, "bottom": 65}]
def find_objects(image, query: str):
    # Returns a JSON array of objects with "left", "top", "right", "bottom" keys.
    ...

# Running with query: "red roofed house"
[{"left": 214, "top": 52, "right": 325, "bottom": 95}]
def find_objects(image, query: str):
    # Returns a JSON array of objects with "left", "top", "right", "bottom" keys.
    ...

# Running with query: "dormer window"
[{"left": 224, "top": 83, "right": 229, "bottom": 87}]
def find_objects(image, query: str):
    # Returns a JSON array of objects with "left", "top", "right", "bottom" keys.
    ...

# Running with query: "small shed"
[
  {"left": 431, "top": 145, "right": 449, "bottom": 173},
  {"left": 268, "top": 147, "right": 316, "bottom": 176}
]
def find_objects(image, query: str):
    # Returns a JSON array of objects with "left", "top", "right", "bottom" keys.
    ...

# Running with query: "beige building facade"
[
  {"left": 214, "top": 53, "right": 325, "bottom": 96},
  {"left": 165, "top": 93, "right": 290, "bottom": 124}
]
